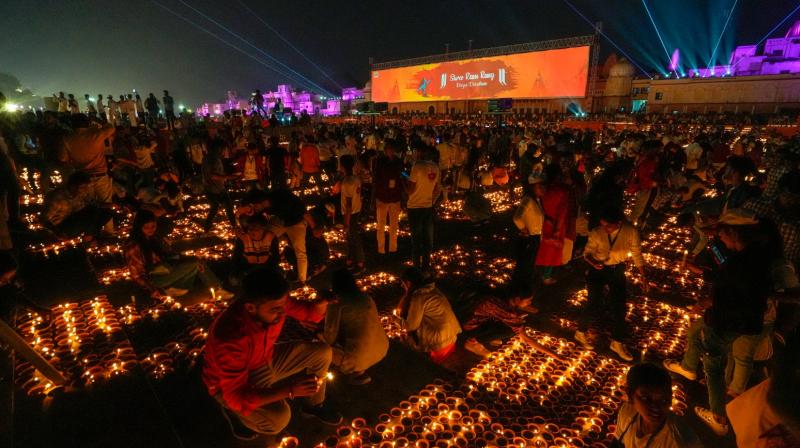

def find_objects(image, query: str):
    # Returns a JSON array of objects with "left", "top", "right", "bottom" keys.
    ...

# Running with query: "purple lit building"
[
  {"left": 624, "top": 21, "right": 800, "bottom": 114},
  {"left": 195, "top": 85, "right": 364, "bottom": 117},
  {"left": 691, "top": 20, "right": 800, "bottom": 78}
]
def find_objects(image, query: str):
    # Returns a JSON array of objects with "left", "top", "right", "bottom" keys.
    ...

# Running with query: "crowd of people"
[
  {"left": 1, "top": 93, "right": 800, "bottom": 447},
  {"left": 45, "top": 90, "right": 178, "bottom": 129}
]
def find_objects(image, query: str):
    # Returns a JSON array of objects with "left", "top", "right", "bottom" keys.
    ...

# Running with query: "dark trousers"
[
  {"left": 321, "top": 159, "right": 337, "bottom": 177},
  {"left": 270, "top": 172, "right": 288, "bottom": 190},
  {"left": 204, "top": 191, "right": 236, "bottom": 231},
  {"left": 146, "top": 110, "right": 158, "bottom": 128},
  {"left": 346, "top": 212, "right": 365, "bottom": 265},
  {"left": 57, "top": 206, "right": 113, "bottom": 238},
  {"left": 306, "top": 233, "right": 330, "bottom": 269},
  {"left": 638, "top": 187, "right": 659, "bottom": 228},
  {"left": 408, "top": 207, "right": 434, "bottom": 270},
  {"left": 511, "top": 234, "right": 540, "bottom": 288},
  {"left": 243, "top": 179, "right": 262, "bottom": 191},
  {"left": 579, "top": 264, "right": 628, "bottom": 341},
  {"left": 301, "top": 171, "right": 324, "bottom": 189}
]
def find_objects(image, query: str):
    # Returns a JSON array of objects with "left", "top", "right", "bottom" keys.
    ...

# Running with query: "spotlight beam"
[
  {"left": 730, "top": 2, "right": 800, "bottom": 71},
  {"left": 235, "top": 0, "right": 343, "bottom": 90},
  {"left": 561, "top": 0, "right": 652, "bottom": 78},
  {"left": 705, "top": 0, "right": 739, "bottom": 69},
  {"left": 641, "top": 0, "right": 677, "bottom": 75},
  {"left": 175, "top": 0, "right": 335, "bottom": 96},
  {"left": 152, "top": 1, "right": 311, "bottom": 89}
]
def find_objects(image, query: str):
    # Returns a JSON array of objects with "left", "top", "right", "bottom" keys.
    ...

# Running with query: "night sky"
[{"left": 1, "top": 0, "right": 799, "bottom": 107}]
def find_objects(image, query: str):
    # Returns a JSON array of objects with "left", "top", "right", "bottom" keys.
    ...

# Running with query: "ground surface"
[{"left": 0, "top": 191, "right": 738, "bottom": 448}]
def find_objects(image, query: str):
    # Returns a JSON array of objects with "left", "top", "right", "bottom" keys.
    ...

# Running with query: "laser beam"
[
  {"left": 561, "top": 0, "right": 652, "bottom": 78},
  {"left": 730, "top": 2, "right": 800, "bottom": 72},
  {"left": 641, "top": 0, "right": 678, "bottom": 76},
  {"left": 152, "top": 1, "right": 313, "bottom": 90},
  {"left": 176, "top": 0, "right": 335, "bottom": 96},
  {"left": 705, "top": 0, "right": 738, "bottom": 70},
  {"left": 235, "top": 0, "right": 343, "bottom": 90}
]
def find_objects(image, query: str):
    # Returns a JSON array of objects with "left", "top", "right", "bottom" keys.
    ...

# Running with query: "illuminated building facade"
[
  {"left": 196, "top": 85, "right": 364, "bottom": 117},
  {"left": 691, "top": 20, "right": 800, "bottom": 78}
]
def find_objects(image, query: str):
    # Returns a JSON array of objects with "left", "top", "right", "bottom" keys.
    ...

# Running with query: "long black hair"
[{"left": 129, "top": 210, "right": 164, "bottom": 267}]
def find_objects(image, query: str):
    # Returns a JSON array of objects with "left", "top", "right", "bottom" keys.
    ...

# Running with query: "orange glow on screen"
[{"left": 371, "top": 46, "right": 589, "bottom": 102}]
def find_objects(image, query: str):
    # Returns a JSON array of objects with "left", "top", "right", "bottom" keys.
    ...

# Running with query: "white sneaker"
[
  {"left": 214, "top": 288, "right": 235, "bottom": 300},
  {"left": 610, "top": 340, "right": 633, "bottom": 362},
  {"left": 694, "top": 406, "right": 730, "bottom": 436},
  {"left": 574, "top": 331, "right": 595, "bottom": 350},
  {"left": 164, "top": 287, "right": 189, "bottom": 297},
  {"left": 663, "top": 359, "right": 697, "bottom": 381}
]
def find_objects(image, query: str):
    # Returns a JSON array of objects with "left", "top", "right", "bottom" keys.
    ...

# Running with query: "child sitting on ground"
[
  {"left": 232, "top": 214, "right": 276, "bottom": 285},
  {"left": 613, "top": 363, "right": 701, "bottom": 447}
]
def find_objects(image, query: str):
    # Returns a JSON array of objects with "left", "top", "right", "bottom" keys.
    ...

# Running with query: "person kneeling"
[
  {"left": 395, "top": 267, "right": 461, "bottom": 363},
  {"left": 613, "top": 363, "right": 701, "bottom": 447},
  {"left": 321, "top": 269, "right": 389, "bottom": 385},
  {"left": 202, "top": 267, "right": 342, "bottom": 440}
]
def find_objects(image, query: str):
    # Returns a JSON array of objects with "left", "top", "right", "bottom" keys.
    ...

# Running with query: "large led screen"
[{"left": 371, "top": 46, "right": 590, "bottom": 102}]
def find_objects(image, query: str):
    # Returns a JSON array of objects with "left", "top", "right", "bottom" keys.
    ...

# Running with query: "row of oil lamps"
[
  {"left": 437, "top": 187, "right": 521, "bottom": 221},
  {"left": 312, "top": 330, "right": 689, "bottom": 448},
  {"left": 425, "top": 246, "right": 515, "bottom": 289},
  {"left": 13, "top": 271, "right": 409, "bottom": 395},
  {"left": 554, "top": 290, "right": 700, "bottom": 361}
]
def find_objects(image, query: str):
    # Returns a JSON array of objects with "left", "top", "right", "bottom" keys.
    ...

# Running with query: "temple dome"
[{"left": 609, "top": 59, "right": 635, "bottom": 78}]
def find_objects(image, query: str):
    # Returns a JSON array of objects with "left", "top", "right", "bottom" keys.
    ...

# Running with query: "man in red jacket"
[
  {"left": 299, "top": 135, "right": 323, "bottom": 189},
  {"left": 626, "top": 141, "right": 660, "bottom": 227},
  {"left": 202, "top": 267, "right": 342, "bottom": 438}
]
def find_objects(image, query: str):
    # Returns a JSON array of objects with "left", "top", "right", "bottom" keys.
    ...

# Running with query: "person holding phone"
[{"left": 663, "top": 210, "right": 772, "bottom": 437}]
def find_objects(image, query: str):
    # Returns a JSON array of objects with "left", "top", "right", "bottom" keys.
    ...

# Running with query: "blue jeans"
[
  {"left": 680, "top": 319, "right": 739, "bottom": 416},
  {"left": 407, "top": 207, "right": 434, "bottom": 270},
  {"left": 725, "top": 325, "right": 772, "bottom": 395},
  {"left": 150, "top": 259, "right": 221, "bottom": 291}
]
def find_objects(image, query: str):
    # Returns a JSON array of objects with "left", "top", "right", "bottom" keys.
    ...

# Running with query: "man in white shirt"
[
  {"left": 56, "top": 92, "right": 68, "bottom": 113},
  {"left": 576, "top": 206, "right": 647, "bottom": 361},
  {"left": 511, "top": 174, "right": 545, "bottom": 288},
  {"left": 685, "top": 138, "right": 704, "bottom": 172},
  {"left": 96, "top": 95, "right": 105, "bottom": 122},
  {"left": 84, "top": 94, "right": 97, "bottom": 119},
  {"left": 406, "top": 147, "right": 441, "bottom": 271},
  {"left": 435, "top": 134, "right": 454, "bottom": 202},
  {"left": 106, "top": 95, "right": 118, "bottom": 125}
]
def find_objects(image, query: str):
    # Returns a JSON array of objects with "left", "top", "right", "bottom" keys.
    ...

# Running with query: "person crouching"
[
  {"left": 395, "top": 267, "right": 461, "bottom": 363},
  {"left": 202, "top": 267, "right": 342, "bottom": 440}
]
